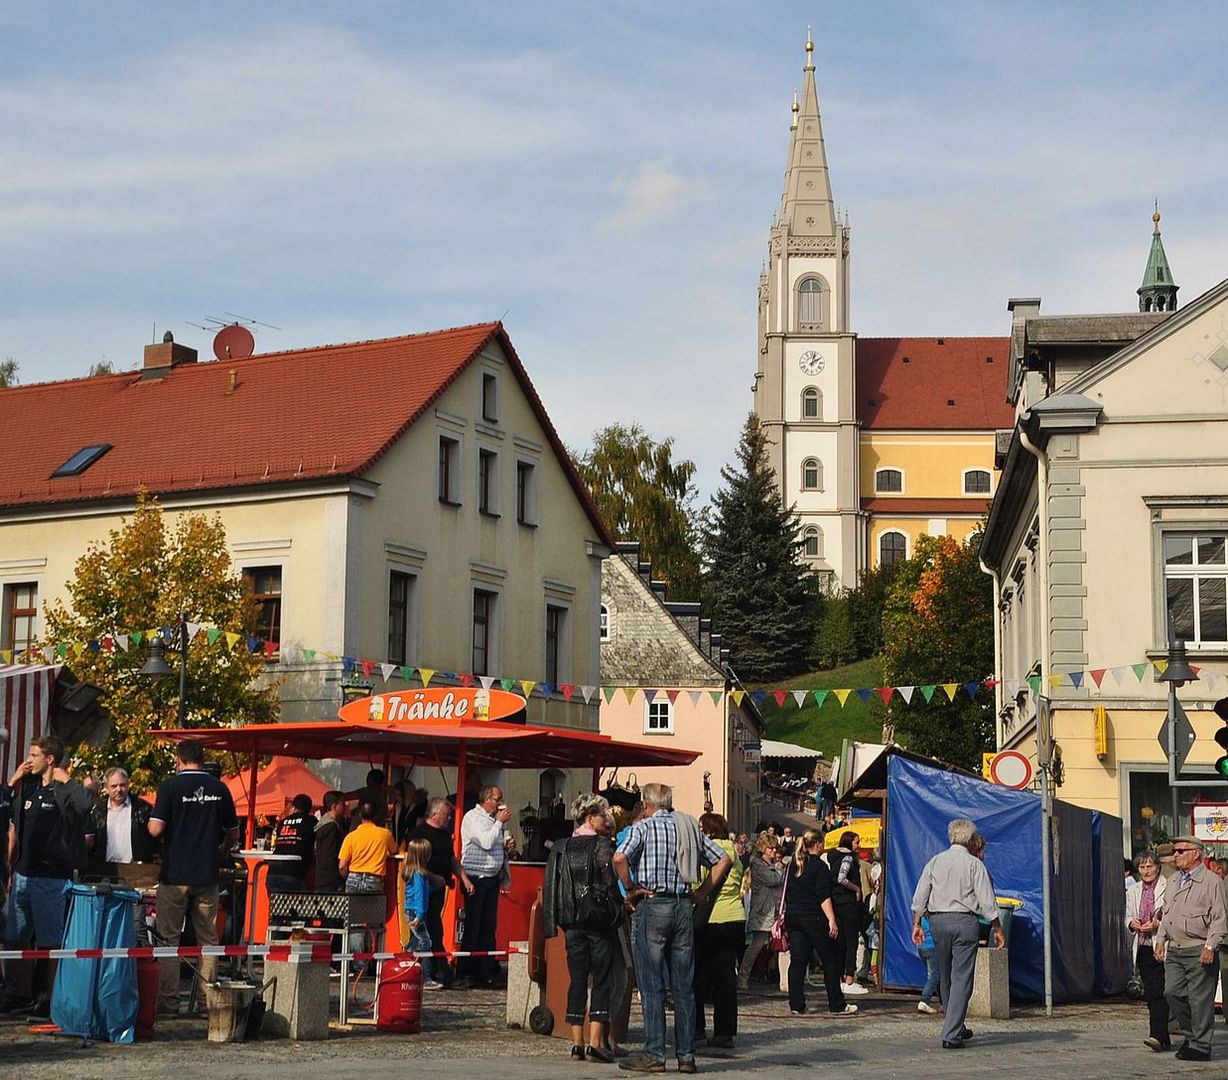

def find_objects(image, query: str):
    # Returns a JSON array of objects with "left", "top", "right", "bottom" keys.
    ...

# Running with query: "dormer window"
[{"left": 51, "top": 443, "right": 112, "bottom": 478}]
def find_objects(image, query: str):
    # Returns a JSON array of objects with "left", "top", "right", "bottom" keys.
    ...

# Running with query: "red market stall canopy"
[{"left": 224, "top": 755, "right": 331, "bottom": 817}]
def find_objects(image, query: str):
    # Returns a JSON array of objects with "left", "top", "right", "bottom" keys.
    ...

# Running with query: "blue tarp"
[
  {"left": 881, "top": 753, "right": 1117, "bottom": 1002},
  {"left": 51, "top": 884, "right": 141, "bottom": 1043}
]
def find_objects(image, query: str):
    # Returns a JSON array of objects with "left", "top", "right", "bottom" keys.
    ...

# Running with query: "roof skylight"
[{"left": 51, "top": 443, "right": 112, "bottom": 478}]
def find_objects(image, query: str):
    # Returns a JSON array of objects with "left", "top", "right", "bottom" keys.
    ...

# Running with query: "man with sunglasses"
[{"left": 1153, "top": 835, "right": 1227, "bottom": 1062}]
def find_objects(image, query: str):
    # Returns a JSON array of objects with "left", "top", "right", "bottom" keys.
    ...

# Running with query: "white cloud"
[{"left": 600, "top": 159, "right": 704, "bottom": 231}]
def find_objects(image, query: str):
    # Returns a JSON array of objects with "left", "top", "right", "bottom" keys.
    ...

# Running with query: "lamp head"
[
  {"left": 138, "top": 637, "right": 175, "bottom": 678},
  {"left": 1159, "top": 640, "right": 1198, "bottom": 686}
]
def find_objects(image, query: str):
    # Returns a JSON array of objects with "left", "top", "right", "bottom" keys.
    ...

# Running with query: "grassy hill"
[{"left": 754, "top": 656, "right": 885, "bottom": 762}]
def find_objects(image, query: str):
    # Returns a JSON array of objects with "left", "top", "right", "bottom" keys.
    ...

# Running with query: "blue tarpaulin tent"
[{"left": 864, "top": 751, "right": 1127, "bottom": 1002}]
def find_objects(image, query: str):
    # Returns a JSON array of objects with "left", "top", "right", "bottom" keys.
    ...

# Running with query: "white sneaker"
[
  {"left": 917, "top": 1000, "right": 936, "bottom": 1013},
  {"left": 837, "top": 1004, "right": 858, "bottom": 1015},
  {"left": 843, "top": 982, "right": 869, "bottom": 995},
  {"left": 423, "top": 979, "right": 444, "bottom": 990}
]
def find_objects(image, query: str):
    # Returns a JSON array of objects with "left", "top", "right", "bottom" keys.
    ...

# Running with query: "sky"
[{"left": 2, "top": 1, "right": 1226, "bottom": 502}]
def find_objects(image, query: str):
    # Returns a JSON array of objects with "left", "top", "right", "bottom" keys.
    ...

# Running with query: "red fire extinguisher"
[{"left": 376, "top": 958, "right": 423, "bottom": 1033}]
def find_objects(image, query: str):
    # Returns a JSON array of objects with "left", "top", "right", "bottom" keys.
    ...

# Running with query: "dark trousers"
[
  {"left": 833, "top": 902, "right": 861, "bottom": 978},
  {"left": 694, "top": 920, "right": 743, "bottom": 1039},
  {"left": 564, "top": 927, "right": 614, "bottom": 1024},
  {"left": 1136, "top": 943, "right": 1170, "bottom": 1044},
  {"left": 460, "top": 874, "right": 500, "bottom": 983},
  {"left": 785, "top": 912, "right": 847, "bottom": 1014},
  {"left": 425, "top": 886, "right": 452, "bottom": 985}
]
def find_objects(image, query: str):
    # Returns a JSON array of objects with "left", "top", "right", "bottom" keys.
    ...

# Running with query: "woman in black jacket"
[
  {"left": 543, "top": 793, "right": 621, "bottom": 1062},
  {"left": 784, "top": 829, "right": 856, "bottom": 1016}
]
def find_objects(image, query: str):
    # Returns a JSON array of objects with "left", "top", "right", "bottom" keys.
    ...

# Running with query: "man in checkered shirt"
[{"left": 614, "top": 782, "right": 732, "bottom": 1074}]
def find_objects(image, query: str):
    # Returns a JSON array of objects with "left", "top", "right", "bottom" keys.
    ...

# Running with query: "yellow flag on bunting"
[
  {"left": 419, "top": 668, "right": 436, "bottom": 688},
  {"left": 833, "top": 689, "right": 852, "bottom": 707},
  {"left": 941, "top": 683, "right": 959, "bottom": 702},
  {"left": 730, "top": 689, "right": 745, "bottom": 706}
]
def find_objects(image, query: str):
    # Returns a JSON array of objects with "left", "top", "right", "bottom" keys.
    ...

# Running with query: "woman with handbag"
[
  {"left": 1126, "top": 850, "right": 1171, "bottom": 1051},
  {"left": 739, "top": 833, "right": 785, "bottom": 991},
  {"left": 784, "top": 828, "right": 856, "bottom": 1017},
  {"left": 543, "top": 793, "right": 622, "bottom": 1063},
  {"left": 693, "top": 813, "right": 745, "bottom": 1049}
]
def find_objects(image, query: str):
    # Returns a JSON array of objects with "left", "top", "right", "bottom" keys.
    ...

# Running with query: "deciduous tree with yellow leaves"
[{"left": 43, "top": 493, "right": 278, "bottom": 790}]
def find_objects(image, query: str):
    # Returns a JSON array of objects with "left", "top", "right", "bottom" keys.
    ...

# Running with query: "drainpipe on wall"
[
  {"left": 1018, "top": 423, "right": 1054, "bottom": 1019},
  {"left": 979, "top": 557, "right": 1004, "bottom": 749}
]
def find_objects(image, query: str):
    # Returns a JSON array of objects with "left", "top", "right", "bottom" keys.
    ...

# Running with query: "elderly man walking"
[
  {"left": 614, "top": 782, "right": 732, "bottom": 1075},
  {"left": 1153, "top": 835, "right": 1227, "bottom": 1062},
  {"left": 911, "top": 818, "right": 1004, "bottom": 1050}
]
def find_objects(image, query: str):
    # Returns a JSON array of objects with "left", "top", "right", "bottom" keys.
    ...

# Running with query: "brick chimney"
[{"left": 142, "top": 331, "right": 198, "bottom": 378}]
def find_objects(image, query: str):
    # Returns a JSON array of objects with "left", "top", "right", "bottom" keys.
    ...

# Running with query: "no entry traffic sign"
[{"left": 988, "top": 749, "right": 1034, "bottom": 789}]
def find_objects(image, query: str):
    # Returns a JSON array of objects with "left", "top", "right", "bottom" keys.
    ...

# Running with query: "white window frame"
[
  {"left": 801, "top": 386, "right": 822, "bottom": 420},
  {"left": 875, "top": 468, "right": 905, "bottom": 494},
  {"left": 1161, "top": 531, "right": 1228, "bottom": 649},
  {"left": 879, "top": 530, "right": 908, "bottom": 567},
  {"left": 803, "top": 527, "right": 822, "bottom": 559},
  {"left": 801, "top": 457, "right": 823, "bottom": 492},
  {"left": 644, "top": 698, "right": 674, "bottom": 735},
  {"left": 963, "top": 468, "right": 992, "bottom": 495},
  {"left": 1, "top": 579, "right": 40, "bottom": 655}
]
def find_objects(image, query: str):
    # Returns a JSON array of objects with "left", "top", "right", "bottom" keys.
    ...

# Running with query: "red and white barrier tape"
[{"left": 0, "top": 945, "right": 526, "bottom": 962}]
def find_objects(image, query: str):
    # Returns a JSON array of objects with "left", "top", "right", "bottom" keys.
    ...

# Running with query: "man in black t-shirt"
[
  {"left": 2, "top": 736, "right": 93, "bottom": 1016},
  {"left": 149, "top": 739, "right": 239, "bottom": 1016},
  {"left": 409, "top": 796, "right": 474, "bottom": 988},
  {"left": 268, "top": 793, "right": 315, "bottom": 893}
]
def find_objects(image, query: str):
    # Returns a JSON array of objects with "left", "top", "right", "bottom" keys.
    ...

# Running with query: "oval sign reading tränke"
[{"left": 337, "top": 687, "right": 527, "bottom": 726}]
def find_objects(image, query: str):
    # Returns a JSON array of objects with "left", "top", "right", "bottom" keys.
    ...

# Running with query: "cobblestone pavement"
[{"left": 2, "top": 984, "right": 1225, "bottom": 1079}]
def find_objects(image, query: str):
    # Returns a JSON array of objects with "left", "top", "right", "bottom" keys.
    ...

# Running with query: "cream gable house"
[
  {"left": 0, "top": 322, "right": 611, "bottom": 822},
  {"left": 982, "top": 272, "right": 1228, "bottom": 854},
  {"left": 599, "top": 544, "right": 762, "bottom": 833}
]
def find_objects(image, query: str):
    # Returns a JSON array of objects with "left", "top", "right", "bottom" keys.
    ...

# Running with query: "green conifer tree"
[{"left": 702, "top": 414, "right": 816, "bottom": 681}]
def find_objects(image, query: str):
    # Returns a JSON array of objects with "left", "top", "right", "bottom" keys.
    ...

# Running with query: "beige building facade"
[
  {"left": 598, "top": 545, "right": 762, "bottom": 833},
  {"left": 982, "top": 262, "right": 1228, "bottom": 854},
  {"left": 0, "top": 323, "right": 611, "bottom": 831}
]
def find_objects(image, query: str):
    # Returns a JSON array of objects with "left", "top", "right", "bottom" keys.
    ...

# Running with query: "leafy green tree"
[
  {"left": 702, "top": 414, "right": 816, "bottom": 681},
  {"left": 813, "top": 592, "right": 855, "bottom": 669},
  {"left": 42, "top": 493, "right": 278, "bottom": 789},
  {"left": 574, "top": 422, "right": 703, "bottom": 600},
  {"left": 848, "top": 561, "right": 899, "bottom": 660},
  {"left": 0, "top": 358, "right": 18, "bottom": 387},
  {"left": 880, "top": 533, "right": 995, "bottom": 770}
]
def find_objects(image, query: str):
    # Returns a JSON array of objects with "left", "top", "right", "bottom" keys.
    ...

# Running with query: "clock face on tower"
[{"left": 798, "top": 349, "right": 825, "bottom": 376}]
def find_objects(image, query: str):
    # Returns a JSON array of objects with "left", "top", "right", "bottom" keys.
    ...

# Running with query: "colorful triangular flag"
[
  {"left": 730, "top": 689, "right": 745, "bottom": 706},
  {"left": 876, "top": 687, "right": 894, "bottom": 705},
  {"left": 520, "top": 680, "right": 536, "bottom": 698},
  {"left": 602, "top": 686, "right": 617, "bottom": 704},
  {"left": 1088, "top": 669, "right": 1106, "bottom": 688},
  {"left": 964, "top": 682, "right": 980, "bottom": 700},
  {"left": 561, "top": 684, "right": 576, "bottom": 702},
  {"left": 688, "top": 691, "right": 704, "bottom": 707},
  {"left": 1068, "top": 671, "right": 1084, "bottom": 690},
  {"left": 898, "top": 685, "right": 915, "bottom": 705},
  {"left": 792, "top": 690, "right": 809, "bottom": 708},
  {"left": 813, "top": 689, "right": 829, "bottom": 708},
  {"left": 833, "top": 689, "right": 852, "bottom": 707},
  {"left": 380, "top": 664, "right": 397, "bottom": 682},
  {"left": 1132, "top": 663, "right": 1149, "bottom": 682},
  {"left": 419, "top": 668, "right": 436, "bottom": 687},
  {"left": 941, "top": 683, "right": 959, "bottom": 702},
  {"left": 919, "top": 685, "right": 937, "bottom": 703},
  {"left": 621, "top": 687, "right": 637, "bottom": 704},
  {"left": 479, "top": 675, "right": 496, "bottom": 690},
  {"left": 772, "top": 690, "right": 787, "bottom": 708},
  {"left": 709, "top": 690, "right": 724, "bottom": 706}
]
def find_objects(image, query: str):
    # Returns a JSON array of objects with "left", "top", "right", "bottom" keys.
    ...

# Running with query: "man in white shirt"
[
  {"left": 459, "top": 785, "right": 513, "bottom": 987},
  {"left": 88, "top": 766, "right": 155, "bottom": 874},
  {"left": 911, "top": 818, "right": 1004, "bottom": 1050}
]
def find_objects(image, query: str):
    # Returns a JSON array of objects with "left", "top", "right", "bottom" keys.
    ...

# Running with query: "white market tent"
[{"left": 761, "top": 739, "right": 823, "bottom": 760}]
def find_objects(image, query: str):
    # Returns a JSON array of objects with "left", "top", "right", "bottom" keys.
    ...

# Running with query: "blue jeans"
[
  {"left": 407, "top": 922, "right": 432, "bottom": 955},
  {"left": 9, "top": 873, "right": 69, "bottom": 948},
  {"left": 919, "top": 948, "right": 940, "bottom": 1004},
  {"left": 632, "top": 896, "right": 696, "bottom": 1064}
]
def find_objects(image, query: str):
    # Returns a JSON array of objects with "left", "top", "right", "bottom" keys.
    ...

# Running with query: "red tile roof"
[
  {"left": 0, "top": 322, "right": 614, "bottom": 544},
  {"left": 861, "top": 497, "right": 991, "bottom": 516},
  {"left": 857, "top": 337, "right": 1015, "bottom": 430}
]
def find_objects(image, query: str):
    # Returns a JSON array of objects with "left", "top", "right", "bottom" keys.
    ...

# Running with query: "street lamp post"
[{"left": 140, "top": 611, "right": 189, "bottom": 727}]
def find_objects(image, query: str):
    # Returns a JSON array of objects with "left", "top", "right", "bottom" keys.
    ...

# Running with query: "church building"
[{"left": 753, "top": 34, "right": 1015, "bottom": 591}]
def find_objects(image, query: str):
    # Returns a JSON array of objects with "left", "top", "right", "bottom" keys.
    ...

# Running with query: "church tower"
[
  {"left": 753, "top": 31, "right": 862, "bottom": 591},
  {"left": 1138, "top": 205, "right": 1179, "bottom": 313}
]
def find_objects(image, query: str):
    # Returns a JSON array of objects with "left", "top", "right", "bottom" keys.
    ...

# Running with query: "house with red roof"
[
  {"left": 0, "top": 320, "right": 613, "bottom": 813},
  {"left": 753, "top": 36, "right": 1014, "bottom": 588}
]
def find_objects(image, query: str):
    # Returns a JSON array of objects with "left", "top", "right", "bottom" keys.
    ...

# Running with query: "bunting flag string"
[{"left": 3, "top": 620, "right": 1200, "bottom": 716}]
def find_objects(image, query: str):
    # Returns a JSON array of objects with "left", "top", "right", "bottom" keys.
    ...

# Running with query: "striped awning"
[{"left": 0, "top": 664, "right": 61, "bottom": 780}]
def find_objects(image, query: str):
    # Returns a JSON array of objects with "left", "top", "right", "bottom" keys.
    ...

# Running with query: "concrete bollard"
[
  {"left": 264, "top": 945, "right": 331, "bottom": 1040},
  {"left": 968, "top": 946, "right": 1011, "bottom": 1019}
]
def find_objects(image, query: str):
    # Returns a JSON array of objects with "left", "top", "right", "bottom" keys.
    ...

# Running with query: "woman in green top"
[{"left": 693, "top": 812, "right": 745, "bottom": 1049}]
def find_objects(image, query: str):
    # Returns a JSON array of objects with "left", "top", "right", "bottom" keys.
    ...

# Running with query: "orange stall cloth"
[{"left": 224, "top": 755, "right": 331, "bottom": 817}]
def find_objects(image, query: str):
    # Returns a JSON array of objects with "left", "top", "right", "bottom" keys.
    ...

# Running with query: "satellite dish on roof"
[{"left": 213, "top": 323, "right": 255, "bottom": 361}]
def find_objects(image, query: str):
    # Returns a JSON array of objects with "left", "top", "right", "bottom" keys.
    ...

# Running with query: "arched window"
[
  {"left": 599, "top": 604, "right": 610, "bottom": 641},
  {"left": 802, "top": 457, "right": 823, "bottom": 491},
  {"left": 875, "top": 468, "right": 904, "bottom": 494},
  {"left": 803, "top": 527, "right": 823, "bottom": 558},
  {"left": 798, "top": 278, "right": 823, "bottom": 327},
  {"left": 964, "top": 469, "right": 991, "bottom": 495},
  {"left": 801, "top": 386, "right": 822, "bottom": 420},
  {"left": 880, "top": 531, "right": 907, "bottom": 567}
]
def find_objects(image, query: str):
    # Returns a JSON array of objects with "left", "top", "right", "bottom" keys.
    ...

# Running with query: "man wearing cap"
[{"left": 1154, "top": 835, "right": 1227, "bottom": 1061}]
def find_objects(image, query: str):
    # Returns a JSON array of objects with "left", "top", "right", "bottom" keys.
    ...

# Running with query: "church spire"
[
  {"left": 779, "top": 28, "right": 836, "bottom": 237},
  {"left": 1138, "top": 202, "right": 1179, "bottom": 312}
]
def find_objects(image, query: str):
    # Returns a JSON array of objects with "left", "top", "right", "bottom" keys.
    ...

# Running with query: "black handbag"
[
  {"left": 600, "top": 769, "right": 640, "bottom": 812},
  {"left": 573, "top": 840, "right": 623, "bottom": 934}
]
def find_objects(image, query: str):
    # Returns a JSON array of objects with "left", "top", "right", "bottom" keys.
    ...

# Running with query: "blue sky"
[{"left": 2, "top": 2, "right": 1225, "bottom": 500}]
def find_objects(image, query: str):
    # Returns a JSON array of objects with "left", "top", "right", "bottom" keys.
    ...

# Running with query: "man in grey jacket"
[{"left": 1154, "top": 835, "right": 1228, "bottom": 1062}]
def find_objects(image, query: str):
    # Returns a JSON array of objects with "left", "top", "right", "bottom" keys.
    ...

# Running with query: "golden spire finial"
[
  {"left": 791, "top": 89, "right": 799, "bottom": 129},
  {"left": 805, "top": 26, "right": 815, "bottom": 70},
  {"left": 1153, "top": 198, "right": 1161, "bottom": 235}
]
